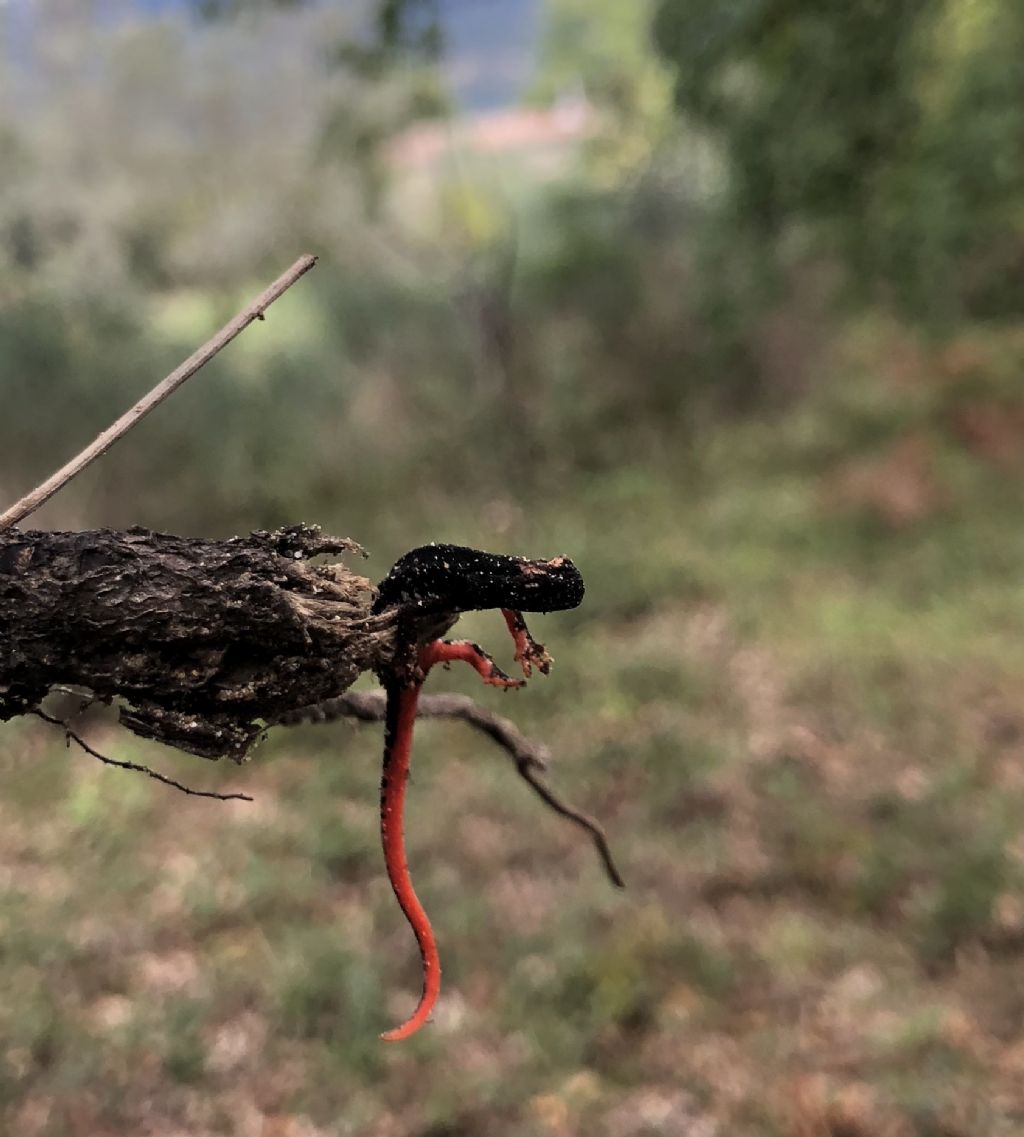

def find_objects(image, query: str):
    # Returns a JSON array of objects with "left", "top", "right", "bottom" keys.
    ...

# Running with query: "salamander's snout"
[{"left": 509, "top": 554, "right": 584, "bottom": 613}]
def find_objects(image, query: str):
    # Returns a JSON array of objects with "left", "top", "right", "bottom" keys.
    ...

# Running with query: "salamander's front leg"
[
  {"left": 420, "top": 639, "right": 526, "bottom": 689},
  {"left": 501, "top": 608, "right": 553, "bottom": 678}
]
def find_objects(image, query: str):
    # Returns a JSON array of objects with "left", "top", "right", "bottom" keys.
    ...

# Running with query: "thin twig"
[
  {"left": 515, "top": 761, "right": 625, "bottom": 889},
  {"left": 280, "top": 690, "right": 625, "bottom": 888},
  {"left": 283, "top": 690, "right": 549, "bottom": 769},
  {"left": 0, "top": 254, "right": 319, "bottom": 531},
  {"left": 32, "top": 710, "right": 253, "bottom": 802}
]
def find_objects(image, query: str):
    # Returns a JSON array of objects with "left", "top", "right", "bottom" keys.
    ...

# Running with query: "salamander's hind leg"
[
  {"left": 420, "top": 639, "right": 525, "bottom": 689},
  {"left": 501, "top": 609, "right": 553, "bottom": 678}
]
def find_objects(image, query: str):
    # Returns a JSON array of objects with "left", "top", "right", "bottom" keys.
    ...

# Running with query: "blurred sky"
[{"left": 2, "top": 0, "right": 543, "bottom": 109}]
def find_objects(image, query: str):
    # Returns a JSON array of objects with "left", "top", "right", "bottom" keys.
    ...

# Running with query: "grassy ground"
[{"left": 5, "top": 327, "right": 1024, "bottom": 1135}]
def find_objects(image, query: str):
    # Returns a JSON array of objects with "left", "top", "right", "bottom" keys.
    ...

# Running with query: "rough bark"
[{"left": 0, "top": 524, "right": 394, "bottom": 760}]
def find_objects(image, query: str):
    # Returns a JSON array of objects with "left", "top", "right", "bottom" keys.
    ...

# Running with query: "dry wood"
[{"left": 0, "top": 523, "right": 391, "bottom": 759}]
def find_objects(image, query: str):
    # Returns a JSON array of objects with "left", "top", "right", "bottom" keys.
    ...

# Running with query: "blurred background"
[{"left": 3, "top": 0, "right": 1024, "bottom": 1132}]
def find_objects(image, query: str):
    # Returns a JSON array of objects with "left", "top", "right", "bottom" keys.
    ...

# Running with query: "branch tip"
[
  {"left": 0, "top": 253, "right": 318, "bottom": 530},
  {"left": 281, "top": 690, "right": 624, "bottom": 889}
]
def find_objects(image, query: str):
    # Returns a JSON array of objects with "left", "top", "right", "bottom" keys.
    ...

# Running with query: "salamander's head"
[{"left": 372, "top": 543, "right": 585, "bottom": 617}]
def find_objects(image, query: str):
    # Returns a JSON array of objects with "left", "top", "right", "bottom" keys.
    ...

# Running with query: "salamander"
[{"left": 371, "top": 544, "right": 584, "bottom": 1041}]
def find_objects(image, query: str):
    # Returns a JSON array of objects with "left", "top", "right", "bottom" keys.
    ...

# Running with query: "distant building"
[{"left": 389, "top": 98, "right": 594, "bottom": 173}]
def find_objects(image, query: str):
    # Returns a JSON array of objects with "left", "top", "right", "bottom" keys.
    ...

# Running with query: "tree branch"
[
  {"left": 32, "top": 710, "right": 253, "bottom": 802},
  {"left": 0, "top": 253, "right": 319, "bottom": 531},
  {"left": 0, "top": 525, "right": 389, "bottom": 759},
  {"left": 281, "top": 690, "right": 625, "bottom": 889}
]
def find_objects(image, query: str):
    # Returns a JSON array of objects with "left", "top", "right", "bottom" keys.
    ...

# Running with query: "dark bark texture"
[{"left": 0, "top": 525, "right": 395, "bottom": 760}]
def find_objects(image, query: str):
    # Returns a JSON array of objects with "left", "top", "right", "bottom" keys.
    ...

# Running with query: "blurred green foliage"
[
  {"left": 3, "top": 1, "right": 1024, "bottom": 539},
  {"left": 653, "top": 0, "right": 1024, "bottom": 325},
  {"left": 534, "top": 0, "right": 676, "bottom": 181}
]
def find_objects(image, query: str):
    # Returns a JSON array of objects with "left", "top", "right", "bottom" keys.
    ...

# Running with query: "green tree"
[
  {"left": 534, "top": 0, "right": 676, "bottom": 182},
  {"left": 651, "top": 0, "right": 1024, "bottom": 324}
]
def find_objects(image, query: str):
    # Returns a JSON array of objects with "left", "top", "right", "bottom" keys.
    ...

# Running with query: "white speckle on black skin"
[{"left": 372, "top": 544, "right": 585, "bottom": 618}]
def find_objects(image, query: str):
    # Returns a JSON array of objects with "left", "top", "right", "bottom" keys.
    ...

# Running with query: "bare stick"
[
  {"left": 283, "top": 690, "right": 550, "bottom": 769},
  {"left": 33, "top": 710, "right": 253, "bottom": 802},
  {"left": 280, "top": 690, "right": 625, "bottom": 888},
  {"left": 515, "top": 760, "right": 625, "bottom": 889},
  {"left": 0, "top": 254, "right": 319, "bottom": 531}
]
